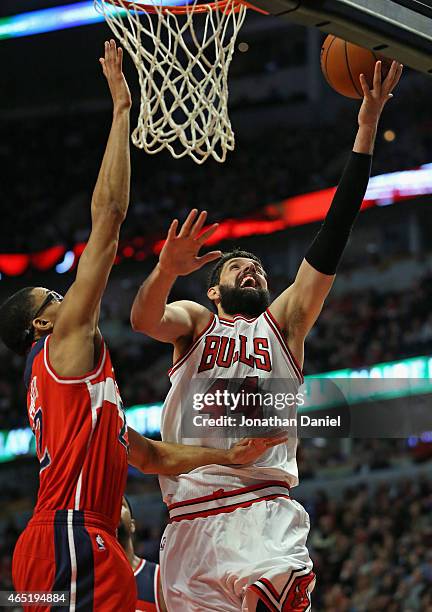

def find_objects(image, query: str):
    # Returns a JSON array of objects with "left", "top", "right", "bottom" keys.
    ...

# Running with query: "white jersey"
[{"left": 159, "top": 309, "right": 304, "bottom": 505}]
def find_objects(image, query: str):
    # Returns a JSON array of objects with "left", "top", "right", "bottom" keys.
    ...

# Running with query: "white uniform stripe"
[
  {"left": 67, "top": 510, "right": 78, "bottom": 612},
  {"left": 133, "top": 558, "right": 146, "bottom": 577},
  {"left": 254, "top": 580, "right": 280, "bottom": 610},
  {"left": 154, "top": 564, "right": 161, "bottom": 612},
  {"left": 43, "top": 337, "right": 107, "bottom": 385},
  {"left": 73, "top": 381, "right": 101, "bottom": 510},
  {"left": 74, "top": 474, "right": 83, "bottom": 511}
]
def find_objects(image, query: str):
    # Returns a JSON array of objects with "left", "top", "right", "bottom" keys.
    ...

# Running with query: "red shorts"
[{"left": 12, "top": 509, "right": 136, "bottom": 612}]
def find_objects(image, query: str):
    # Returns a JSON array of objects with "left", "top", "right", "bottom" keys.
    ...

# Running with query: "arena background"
[{"left": 1, "top": 1, "right": 432, "bottom": 610}]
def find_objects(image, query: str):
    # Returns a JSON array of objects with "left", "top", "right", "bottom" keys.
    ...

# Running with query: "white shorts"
[{"left": 159, "top": 481, "right": 315, "bottom": 611}]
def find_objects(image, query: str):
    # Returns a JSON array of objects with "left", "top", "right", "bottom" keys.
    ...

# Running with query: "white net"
[{"left": 95, "top": 0, "right": 248, "bottom": 164}]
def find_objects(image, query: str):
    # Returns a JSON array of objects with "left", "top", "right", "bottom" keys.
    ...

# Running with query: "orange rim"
[{"left": 105, "top": 0, "right": 268, "bottom": 14}]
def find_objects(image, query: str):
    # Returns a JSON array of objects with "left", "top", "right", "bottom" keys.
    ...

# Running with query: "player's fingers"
[
  {"left": 236, "top": 438, "right": 249, "bottom": 447},
  {"left": 385, "top": 60, "right": 398, "bottom": 81},
  {"left": 236, "top": 437, "right": 254, "bottom": 447},
  {"left": 99, "top": 58, "right": 108, "bottom": 78},
  {"left": 389, "top": 62, "right": 403, "bottom": 92},
  {"left": 381, "top": 60, "right": 396, "bottom": 91},
  {"left": 373, "top": 60, "right": 382, "bottom": 93},
  {"left": 178, "top": 209, "right": 198, "bottom": 237},
  {"left": 383, "top": 61, "right": 401, "bottom": 95},
  {"left": 197, "top": 223, "right": 219, "bottom": 244},
  {"left": 195, "top": 250, "right": 222, "bottom": 267},
  {"left": 106, "top": 41, "right": 114, "bottom": 65},
  {"left": 359, "top": 74, "right": 372, "bottom": 100},
  {"left": 167, "top": 219, "right": 179, "bottom": 240},
  {"left": 263, "top": 435, "right": 289, "bottom": 448},
  {"left": 117, "top": 46, "right": 123, "bottom": 68},
  {"left": 108, "top": 39, "right": 116, "bottom": 62},
  {"left": 191, "top": 211, "right": 208, "bottom": 238}
]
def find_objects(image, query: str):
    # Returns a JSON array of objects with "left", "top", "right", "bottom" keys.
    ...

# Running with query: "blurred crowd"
[
  {"left": 307, "top": 476, "right": 432, "bottom": 611},
  {"left": 305, "top": 274, "right": 432, "bottom": 374}
]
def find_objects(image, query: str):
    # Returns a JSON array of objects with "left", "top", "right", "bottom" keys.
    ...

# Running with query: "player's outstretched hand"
[
  {"left": 159, "top": 209, "right": 222, "bottom": 277},
  {"left": 357, "top": 60, "right": 403, "bottom": 128},
  {"left": 99, "top": 39, "right": 132, "bottom": 112},
  {"left": 227, "top": 435, "right": 288, "bottom": 465}
]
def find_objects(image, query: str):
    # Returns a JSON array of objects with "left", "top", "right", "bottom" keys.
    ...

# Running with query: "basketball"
[{"left": 321, "top": 35, "right": 392, "bottom": 99}]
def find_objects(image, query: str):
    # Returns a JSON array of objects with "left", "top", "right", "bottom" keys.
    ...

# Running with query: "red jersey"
[{"left": 24, "top": 334, "right": 129, "bottom": 527}]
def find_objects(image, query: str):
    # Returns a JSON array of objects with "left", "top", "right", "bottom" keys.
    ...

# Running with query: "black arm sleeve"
[{"left": 304, "top": 151, "right": 372, "bottom": 275}]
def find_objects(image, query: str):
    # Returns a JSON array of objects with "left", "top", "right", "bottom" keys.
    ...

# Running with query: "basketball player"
[
  {"left": 130, "top": 60, "right": 403, "bottom": 611},
  {"left": 118, "top": 496, "right": 167, "bottom": 612},
  {"left": 0, "top": 41, "right": 285, "bottom": 612}
]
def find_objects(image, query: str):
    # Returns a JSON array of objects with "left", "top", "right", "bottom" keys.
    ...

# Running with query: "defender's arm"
[
  {"left": 128, "top": 428, "right": 287, "bottom": 475},
  {"left": 50, "top": 41, "right": 132, "bottom": 375}
]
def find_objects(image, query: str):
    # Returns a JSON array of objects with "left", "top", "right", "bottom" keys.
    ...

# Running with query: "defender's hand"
[
  {"left": 100, "top": 39, "right": 132, "bottom": 112},
  {"left": 357, "top": 60, "right": 403, "bottom": 128},
  {"left": 159, "top": 209, "right": 222, "bottom": 277},
  {"left": 227, "top": 435, "right": 288, "bottom": 465}
]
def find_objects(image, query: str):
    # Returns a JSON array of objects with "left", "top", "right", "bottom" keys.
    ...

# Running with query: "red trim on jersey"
[
  {"left": 250, "top": 571, "right": 315, "bottom": 611},
  {"left": 168, "top": 314, "right": 215, "bottom": 377},
  {"left": 169, "top": 493, "right": 291, "bottom": 523},
  {"left": 168, "top": 480, "right": 290, "bottom": 511},
  {"left": 218, "top": 314, "right": 258, "bottom": 323},
  {"left": 264, "top": 310, "right": 304, "bottom": 383},
  {"left": 218, "top": 318, "right": 235, "bottom": 327},
  {"left": 281, "top": 571, "right": 315, "bottom": 611},
  {"left": 44, "top": 335, "right": 107, "bottom": 383}
]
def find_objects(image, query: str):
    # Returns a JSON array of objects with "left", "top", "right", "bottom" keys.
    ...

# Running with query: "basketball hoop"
[{"left": 94, "top": 0, "right": 258, "bottom": 163}]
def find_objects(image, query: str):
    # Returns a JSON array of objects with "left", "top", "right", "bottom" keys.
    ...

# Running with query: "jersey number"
[{"left": 34, "top": 408, "right": 51, "bottom": 472}]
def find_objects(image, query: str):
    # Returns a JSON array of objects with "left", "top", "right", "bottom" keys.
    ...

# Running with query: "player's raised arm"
[
  {"left": 270, "top": 61, "right": 403, "bottom": 363},
  {"left": 127, "top": 427, "right": 287, "bottom": 475},
  {"left": 130, "top": 209, "right": 221, "bottom": 343},
  {"left": 49, "top": 41, "right": 132, "bottom": 375}
]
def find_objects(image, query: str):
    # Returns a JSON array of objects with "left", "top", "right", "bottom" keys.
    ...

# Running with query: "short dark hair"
[
  {"left": 207, "top": 248, "right": 264, "bottom": 290},
  {"left": 0, "top": 287, "right": 36, "bottom": 356}
]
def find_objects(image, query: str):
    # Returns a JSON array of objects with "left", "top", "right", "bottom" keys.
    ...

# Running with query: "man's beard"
[
  {"left": 117, "top": 522, "right": 129, "bottom": 546},
  {"left": 219, "top": 284, "right": 271, "bottom": 318}
]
